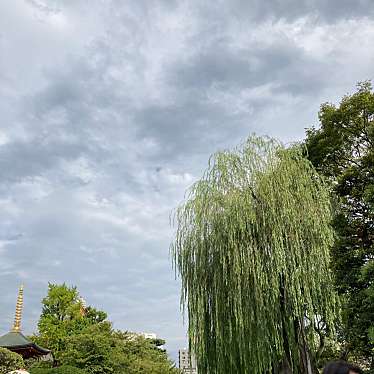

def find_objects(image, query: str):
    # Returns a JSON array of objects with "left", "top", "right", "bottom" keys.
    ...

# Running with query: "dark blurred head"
[{"left": 323, "top": 361, "right": 362, "bottom": 374}]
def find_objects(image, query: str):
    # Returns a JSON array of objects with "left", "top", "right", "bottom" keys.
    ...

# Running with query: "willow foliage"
[{"left": 172, "top": 136, "right": 338, "bottom": 374}]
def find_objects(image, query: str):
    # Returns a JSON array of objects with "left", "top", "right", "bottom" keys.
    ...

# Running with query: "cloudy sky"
[{"left": 1, "top": 0, "right": 374, "bottom": 361}]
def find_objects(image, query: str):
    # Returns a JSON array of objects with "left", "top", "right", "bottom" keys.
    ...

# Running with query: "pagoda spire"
[{"left": 12, "top": 285, "right": 24, "bottom": 332}]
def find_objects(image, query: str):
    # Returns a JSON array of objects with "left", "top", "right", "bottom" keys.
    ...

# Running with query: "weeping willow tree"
[{"left": 172, "top": 136, "right": 338, "bottom": 374}]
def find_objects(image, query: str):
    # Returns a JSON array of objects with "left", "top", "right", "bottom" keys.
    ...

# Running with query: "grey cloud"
[
  {"left": 132, "top": 34, "right": 327, "bottom": 164},
  {"left": 0, "top": 140, "right": 86, "bottom": 182},
  {"left": 1, "top": 0, "right": 374, "bottom": 363},
  {"left": 170, "top": 40, "right": 322, "bottom": 94},
  {"left": 215, "top": 0, "right": 374, "bottom": 23}
]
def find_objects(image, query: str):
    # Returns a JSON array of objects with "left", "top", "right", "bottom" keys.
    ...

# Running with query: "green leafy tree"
[
  {"left": 369, "top": 327, "right": 374, "bottom": 348},
  {"left": 172, "top": 136, "right": 338, "bottom": 374},
  {"left": 305, "top": 82, "right": 374, "bottom": 367},
  {"left": 32, "top": 283, "right": 179, "bottom": 373},
  {"left": 61, "top": 323, "right": 178, "bottom": 374},
  {"left": 0, "top": 347, "right": 24, "bottom": 374},
  {"left": 33, "top": 283, "right": 107, "bottom": 365}
]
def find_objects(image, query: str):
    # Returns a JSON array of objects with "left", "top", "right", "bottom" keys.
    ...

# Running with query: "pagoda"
[{"left": 0, "top": 285, "right": 50, "bottom": 359}]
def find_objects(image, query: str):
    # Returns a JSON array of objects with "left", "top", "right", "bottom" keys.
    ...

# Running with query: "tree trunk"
[
  {"left": 297, "top": 318, "right": 318, "bottom": 374},
  {"left": 279, "top": 358, "right": 293, "bottom": 374}
]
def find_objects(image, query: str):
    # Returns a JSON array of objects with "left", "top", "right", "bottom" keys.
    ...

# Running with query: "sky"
[{"left": 1, "top": 0, "right": 374, "bottom": 362}]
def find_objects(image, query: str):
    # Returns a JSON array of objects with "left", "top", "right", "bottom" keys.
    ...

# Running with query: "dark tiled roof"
[{"left": 0, "top": 331, "right": 50, "bottom": 355}]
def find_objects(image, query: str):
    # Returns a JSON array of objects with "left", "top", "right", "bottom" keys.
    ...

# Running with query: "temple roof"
[
  {"left": 0, "top": 331, "right": 50, "bottom": 357},
  {"left": 0, "top": 331, "right": 31, "bottom": 346}
]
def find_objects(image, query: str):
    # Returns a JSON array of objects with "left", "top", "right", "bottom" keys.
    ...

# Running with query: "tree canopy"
[
  {"left": 29, "top": 283, "right": 179, "bottom": 374},
  {"left": 172, "top": 136, "right": 338, "bottom": 373},
  {"left": 33, "top": 283, "right": 107, "bottom": 365},
  {"left": 305, "top": 81, "right": 374, "bottom": 366},
  {"left": 60, "top": 323, "right": 177, "bottom": 374}
]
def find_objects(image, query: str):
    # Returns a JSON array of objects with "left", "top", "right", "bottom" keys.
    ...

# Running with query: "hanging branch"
[{"left": 171, "top": 136, "right": 338, "bottom": 374}]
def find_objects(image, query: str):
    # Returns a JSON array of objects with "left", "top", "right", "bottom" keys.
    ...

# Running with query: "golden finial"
[{"left": 12, "top": 285, "right": 24, "bottom": 332}]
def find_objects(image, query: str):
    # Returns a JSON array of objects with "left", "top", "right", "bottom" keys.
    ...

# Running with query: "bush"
[
  {"left": 30, "top": 366, "right": 86, "bottom": 374},
  {"left": 25, "top": 358, "right": 52, "bottom": 371},
  {"left": 0, "top": 347, "right": 24, "bottom": 374}
]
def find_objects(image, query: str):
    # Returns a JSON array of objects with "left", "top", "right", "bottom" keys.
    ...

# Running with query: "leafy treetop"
[
  {"left": 172, "top": 136, "right": 338, "bottom": 373},
  {"left": 305, "top": 81, "right": 374, "bottom": 363}
]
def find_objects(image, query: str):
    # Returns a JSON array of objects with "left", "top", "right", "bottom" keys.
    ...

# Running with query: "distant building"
[
  {"left": 128, "top": 332, "right": 157, "bottom": 340},
  {"left": 179, "top": 348, "right": 197, "bottom": 374},
  {"left": 140, "top": 332, "right": 157, "bottom": 340}
]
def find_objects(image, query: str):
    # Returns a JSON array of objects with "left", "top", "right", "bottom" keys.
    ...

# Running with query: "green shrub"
[
  {"left": 30, "top": 365, "right": 86, "bottom": 374},
  {"left": 25, "top": 358, "right": 52, "bottom": 370},
  {"left": 0, "top": 347, "right": 24, "bottom": 374}
]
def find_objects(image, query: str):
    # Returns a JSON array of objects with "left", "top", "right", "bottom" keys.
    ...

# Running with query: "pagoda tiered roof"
[{"left": 0, "top": 285, "right": 50, "bottom": 359}]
